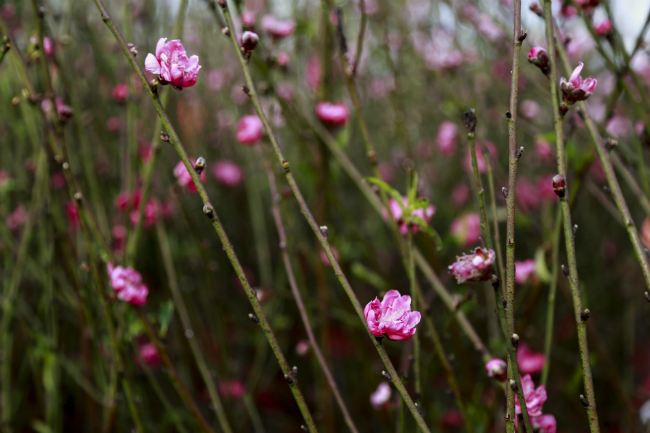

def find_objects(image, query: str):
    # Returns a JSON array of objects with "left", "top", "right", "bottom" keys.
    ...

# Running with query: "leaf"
[
  {"left": 365, "top": 177, "right": 404, "bottom": 205},
  {"left": 406, "top": 216, "right": 443, "bottom": 251},
  {"left": 42, "top": 352, "right": 56, "bottom": 393},
  {"left": 407, "top": 171, "right": 418, "bottom": 205},
  {"left": 534, "top": 248, "right": 552, "bottom": 284},
  {"left": 31, "top": 421, "right": 53, "bottom": 433},
  {"left": 158, "top": 299, "right": 175, "bottom": 337},
  {"left": 351, "top": 261, "right": 389, "bottom": 292}
]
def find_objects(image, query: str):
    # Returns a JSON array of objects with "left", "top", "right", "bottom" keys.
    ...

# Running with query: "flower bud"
[
  {"left": 527, "top": 47, "right": 550, "bottom": 75},
  {"left": 463, "top": 108, "right": 477, "bottom": 134},
  {"left": 194, "top": 157, "right": 206, "bottom": 174},
  {"left": 552, "top": 174, "right": 566, "bottom": 198},
  {"left": 241, "top": 31, "right": 259, "bottom": 51}
]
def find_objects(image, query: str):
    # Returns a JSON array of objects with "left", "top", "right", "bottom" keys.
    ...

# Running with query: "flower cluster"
[
  {"left": 106, "top": 263, "right": 149, "bottom": 305},
  {"left": 114, "top": 189, "right": 160, "bottom": 229},
  {"left": 383, "top": 197, "right": 435, "bottom": 236},
  {"left": 515, "top": 375, "right": 555, "bottom": 431},
  {"left": 145, "top": 38, "right": 201, "bottom": 88},
  {"left": 560, "top": 62, "right": 597, "bottom": 104},
  {"left": 448, "top": 247, "right": 495, "bottom": 283},
  {"left": 364, "top": 290, "right": 421, "bottom": 340}
]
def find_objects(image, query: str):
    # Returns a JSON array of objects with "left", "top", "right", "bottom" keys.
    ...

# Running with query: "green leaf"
[
  {"left": 42, "top": 352, "right": 56, "bottom": 393},
  {"left": 31, "top": 420, "right": 53, "bottom": 433},
  {"left": 158, "top": 299, "right": 175, "bottom": 337},
  {"left": 405, "top": 216, "right": 443, "bottom": 251},
  {"left": 534, "top": 248, "right": 553, "bottom": 284},
  {"left": 407, "top": 171, "right": 418, "bottom": 205},
  {"left": 365, "top": 177, "right": 404, "bottom": 205}
]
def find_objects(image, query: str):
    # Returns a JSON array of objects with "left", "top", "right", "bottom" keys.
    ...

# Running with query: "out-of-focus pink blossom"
[
  {"left": 112, "top": 225, "right": 127, "bottom": 252},
  {"left": 574, "top": 0, "right": 600, "bottom": 12},
  {"left": 450, "top": 212, "right": 481, "bottom": 246},
  {"left": 517, "top": 178, "right": 542, "bottom": 212},
  {"left": 236, "top": 115, "right": 264, "bottom": 144},
  {"left": 138, "top": 342, "right": 160, "bottom": 367},
  {"left": 206, "top": 69, "right": 231, "bottom": 92},
  {"left": 112, "top": 84, "right": 129, "bottom": 102},
  {"left": 532, "top": 414, "right": 557, "bottom": 433},
  {"left": 606, "top": 114, "right": 632, "bottom": 138},
  {"left": 65, "top": 201, "right": 80, "bottom": 231},
  {"left": 306, "top": 56, "right": 321, "bottom": 92},
  {"left": 451, "top": 184, "right": 470, "bottom": 208},
  {"left": 382, "top": 197, "right": 435, "bottom": 236},
  {"left": 7, "top": 205, "right": 28, "bottom": 231},
  {"left": 521, "top": 100, "right": 541, "bottom": 119},
  {"left": 276, "top": 82, "right": 294, "bottom": 101},
  {"left": 560, "top": 62, "right": 597, "bottom": 104},
  {"left": 316, "top": 102, "right": 349, "bottom": 126},
  {"left": 106, "top": 263, "right": 149, "bottom": 305},
  {"left": 641, "top": 217, "right": 650, "bottom": 250},
  {"left": 219, "top": 380, "right": 246, "bottom": 399},
  {"left": 436, "top": 121, "right": 458, "bottom": 156},
  {"left": 43, "top": 36, "right": 54, "bottom": 57},
  {"left": 106, "top": 117, "right": 121, "bottom": 132},
  {"left": 276, "top": 52, "right": 290, "bottom": 66},
  {"left": 296, "top": 340, "right": 310, "bottom": 356},
  {"left": 319, "top": 246, "right": 339, "bottom": 267},
  {"left": 535, "top": 138, "right": 554, "bottom": 160},
  {"left": 589, "top": 159, "right": 607, "bottom": 183},
  {"left": 515, "top": 259, "right": 537, "bottom": 284},
  {"left": 594, "top": 19, "right": 613, "bottom": 36},
  {"left": 241, "top": 10, "right": 256, "bottom": 27},
  {"left": 139, "top": 142, "right": 153, "bottom": 162},
  {"left": 173, "top": 160, "right": 206, "bottom": 193},
  {"left": 463, "top": 140, "right": 497, "bottom": 174},
  {"left": 261, "top": 15, "right": 296, "bottom": 38},
  {"left": 370, "top": 382, "right": 392, "bottom": 409},
  {"left": 448, "top": 247, "right": 496, "bottom": 284},
  {"left": 364, "top": 290, "right": 421, "bottom": 340},
  {"left": 537, "top": 175, "right": 559, "bottom": 202},
  {"left": 50, "top": 172, "right": 66, "bottom": 190},
  {"left": 1, "top": 4, "right": 15, "bottom": 20},
  {"left": 160, "top": 201, "right": 176, "bottom": 219},
  {"left": 378, "top": 163, "right": 394, "bottom": 184},
  {"left": 566, "top": 31, "right": 595, "bottom": 60},
  {"left": 486, "top": 358, "right": 507, "bottom": 381},
  {"left": 640, "top": 399, "right": 650, "bottom": 424},
  {"left": 360, "top": 0, "right": 379, "bottom": 15},
  {"left": 145, "top": 38, "right": 201, "bottom": 88},
  {"left": 515, "top": 374, "right": 547, "bottom": 417},
  {"left": 518, "top": 343, "right": 546, "bottom": 375},
  {"left": 560, "top": 5, "right": 578, "bottom": 18},
  {"left": 212, "top": 160, "right": 244, "bottom": 187},
  {"left": 129, "top": 199, "right": 159, "bottom": 228}
]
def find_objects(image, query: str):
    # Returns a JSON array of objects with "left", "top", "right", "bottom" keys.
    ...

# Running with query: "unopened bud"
[
  {"left": 516, "top": 146, "right": 524, "bottom": 160},
  {"left": 381, "top": 370, "right": 392, "bottom": 381},
  {"left": 320, "top": 226, "right": 329, "bottom": 238},
  {"left": 581, "top": 309, "right": 590, "bottom": 321},
  {"left": 518, "top": 30, "right": 528, "bottom": 42},
  {"left": 292, "top": 366, "right": 298, "bottom": 378},
  {"left": 603, "top": 186, "right": 611, "bottom": 194},
  {"left": 509, "top": 379, "right": 518, "bottom": 391},
  {"left": 203, "top": 204, "right": 215, "bottom": 219},
  {"left": 502, "top": 187, "right": 508, "bottom": 198},
  {"left": 604, "top": 138, "right": 618, "bottom": 152},
  {"left": 559, "top": 103, "right": 569, "bottom": 117},
  {"left": 529, "top": 3, "right": 543, "bottom": 17},
  {"left": 511, "top": 333, "right": 519, "bottom": 349},
  {"left": 12, "top": 96, "right": 20, "bottom": 106},
  {"left": 300, "top": 426, "right": 309, "bottom": 432},
  {"left": 241, "top": 31, "right": 259, "bottom": 51},
  {"left": 527, "top": 47, "right": 550, "bottom": 75},
  {"left": 463, "top": 109, "right": 477, "bottom": 134},
  {"left": 73, "top": 192, "right": 83, "bottom": 203},
  {"left": 194, "top": 157, "right": 206, "bottom": 174},
  {"left": 562, "top": 265, "right": 569, "bottom": 277},
  {"left": 284, "top": 374, "right": 294, "bottom": 384},
  {"left": 58, "top": 104, "right": 74, "bottom": 122},
  {"left": 248, "top": 313, "right": 259, "bottom": 324},
  {"left": 645, "top": 292, "right": 650, "bottom": 302},
  {"left": 160, "top": 132, "right": 170, "bottom": 142},
  {"left": 573, "top": 224, "right": 578, "bottom": 238},
  {"left": 221, "top": 27, "right": 230, "bottom": 37},
  {"left": 552, "top": 174, "right": 566, "bottom": 198},
  {"left": 580, "top": 394, "right": 589, "bottom": 407},
  {"left": 127, "top": 43, "right": 138, "bottom": 57}
]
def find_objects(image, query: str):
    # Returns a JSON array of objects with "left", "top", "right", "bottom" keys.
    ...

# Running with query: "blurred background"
[{"left": 2, "top": 0, "right": 650, "bottom": 431}]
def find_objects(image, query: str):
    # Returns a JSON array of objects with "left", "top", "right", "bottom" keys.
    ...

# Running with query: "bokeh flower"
[
  {"left": 316, "top": 102, "right": 349, "bottom": 126},
  {"left": 236, "top": 115, "right": 264, "bottom": 144},
  {"left": 532, "top": 414, "right": 557, "bottom": 433},
  {"left": 450, "top": 213, "right": 481, "bottom": 246},
  {"left": 173, "top": 159, "right": 206, "bottom": 193},
  {"left": 106, "top": 263, "right": 149, "bottom": 305},
  {"left": 212, "top": 160, "right": 244, "bottom": 187},
  {"left": 517, "top": 343, "right": 546, "bottom": 375},
  {"left": 370, "top": 382, "right": 392, "bottom": 409},
  {"left": 383, "top": 197, "right": 435, "bottom": 236},
  {"left": 515, "top": 259, "right": 537, "bottom": 284}
]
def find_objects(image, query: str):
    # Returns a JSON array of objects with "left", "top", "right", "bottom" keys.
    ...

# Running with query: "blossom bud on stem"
[
  {"left": 515, "top": 146, "right": 524, "bottom": 160},
  {"left": 284, "top": 374, "right": 294, "bottom": 384},
  {"left": 562, "top": 265, "right": 569, "bottom": 277},
  {"left": 605, "top": 138, "right": 617, "bottom": 152},
  {"left": 580, "top": 395, "right": 590, "bottom": 407},
  {"left": 581, "top": 309, "right": 590, "bottom": 321},
  {"left": 203, "top": 204, "right": 215, "bottom": 220},
  {"left": 511, "top": 333, "right": 519, "bottom": 349},
  {"left": 248, "top": 313, "right": 259, "bottom": 324},
  {"left": 194, "top": 157, "right": 206, "bottom": 174},
  {"left": 509, "top": 379, "right": 518, "bottom": 391},
  {"left": 552, "top": 174, "right": 566, "bottom": 198},
  {"left": 319, "top": 226, "right": 329, "bottom": 238},
  {"left": 645, "top": 292, "right": 650, "bottom": 303},
  {"left": 381, "top": 371, "right": 392, "bottom": 381},
  {"left": 160, "top": 132, "right": 170, "bottom": 142},
  {"left": 463, "top": 109, "right": 477, "bottom": 134},
  {"left": 502, "top": 187, "right": 508, "bottom": 198}
]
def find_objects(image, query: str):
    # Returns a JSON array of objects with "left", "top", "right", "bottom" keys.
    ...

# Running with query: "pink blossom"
[
  {"left": 515, "top": 259, "right": 537, "bottom": 284},
  {"left": 451, "top": 184, "right": 470, "bottom": 208},
  {"left": 43, "top": 36, "right": 54, "bottom": 57},
  {"left": 236, "top": 115, "right": 264, "bottom": 144},
  {"left": 436, "top": 121, "right": 458, "bottom": 156},
  {"left": 276, "top": 52, "right": 290, "bottom": 66},
  {"left": 518, "top": 343, "right": 546, "bottom": 375},
  {"left": 515, "top": 374, "right": 547, "bottom": 417},
  {"left": 316, "top": 102, "right": 349, "bottom": 126},
  {"left": 212, "top": 160, "right": 244, "bottom": 187},
  {"left": 521, "top": 100, "right": 541, "bottom": 119},
  {"left": 363, "top": 290, "right": 421, "bottom": 340},
  {"left": 485, "top": 358, "right": 507, "bottom": 381},
  {"left": 160, "top": 201, "right": 176, "bottom": 219},
  {"left": 144, "top": 38, "right": 201, "bottom": 88},
  {"left": 606, "top": 114, "right": 632, "bottom": 138},
  {"left": 560, "top": 62, "right": 597, "bottom": 104},
  {"left": 474, "top": 15, "right": 504, "bottom": 42},
  {"left": 537, "top": 174, "right": 559, "bottom": 202},
  {"left": 383, "top": 197, "right": 435, "bottom": 236},
  {"left": 276, "top": 82, "right": 294, "bottom": 100},
  {"left": 129, "top": 199, "right": 159, "bottom": 228},
  {"left": 138, "top": 342, "right": 160, "bottom": 367},
  {"left": 50, "top": 172, "right": 66, "bottom": 189},
  {"left": 261, "top": 15, "right": 296, "bottom": 38},
  {"left": 594, "top": 19, "right": 613, "bottom": 36},
  {"left": 219, "top": 380, "right": 246, "bottom": 399},
  {"left": 295, "top": 340, "right": 310, "bottom": 356},
  {"left": 535, "top": 138, "right": 554, "bottom": 160},
  {"left": 306, "top": 56, "right": 321, "bottom": 92},
  {"left": 6, "top": 205, "right": 27, "bottom": 231},
  {"left": 112, "top": 225, "right": 127, "bottom": 252},
  {"left": 450, "top": 213, "right": 481, "bottom": 246},
  {"left": 139, "top": 142, "right": 153, "bottom": 162},
  {"left": 560, "top": 5, "right": 578, "bottom": 18},
  {"left": 574, "top": 0, "right": 600, "bottom": 12},
  {"left": 106, "top": 263, "right": 149, "bottom": 305},
  {"left": 173, "top": 160, "right": 206, "bottom": 193},
  {"left": 448, "top": 247, "right": 496, "bottom": 284},
  {"left": 65, "top": 201, "right": 80, "bottom": 231},
  {"left": 378, "top": 163, "right": 394, "bottom": 183},
  {"left": 370, "top": 382, "right": 392, "bottom": 409},
  {"left": 532, "top": 414, "right": 556, "bottom": 433},
  {"left": 241, "top": 10, "right": 256, "bottom": 27},
  {"left": 517, "top": 178, "right": 541, "bottom": 212},
  {"left": 112, "top": 84, "right": 129, "bottom": 102},
  {"left": 106, "top": 117, "right": 121, "bottom": 132},
  {"left": 528, "top": 47, "right": 550, "bottom": 74}
]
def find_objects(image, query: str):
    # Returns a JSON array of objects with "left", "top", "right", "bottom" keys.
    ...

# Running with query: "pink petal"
[
  {"left": 144, "top": 53, "right": 161, "bottom": 74},
  {"left": 407, "top": 311, "right": 421, "bottom": 328},
  {"left": 155, "top": 38, "right": 167, "bottom": 58},
  {"left": 380, "top": 290, "right": 401, "bottom": 308},
  {"left": 569, "top": 61, "right": 584, "bottom": 88}
]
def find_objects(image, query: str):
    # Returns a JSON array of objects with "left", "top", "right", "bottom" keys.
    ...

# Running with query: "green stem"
[
  {"left": 155, "top": 220, "right": 233, "bottom": 433},
  {"left": 484, "top": 156, "right": 504, "bottom": 278},
  {"left": 611, "top": 153, "right": 650, "bottom": 218},
  {"left": 541, "top": 208, "right": 561, "bottom": 386},
  {"left": 543, "top": 2, "right": 601, "bottom": 431},
  {"left": 89, "top": 0, "right": 318, "bottom": 429},
  {"left": 406, "top": 232, "right": 421, "bottom": 407}
]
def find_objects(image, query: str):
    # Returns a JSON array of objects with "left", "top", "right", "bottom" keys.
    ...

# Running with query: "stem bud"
[
  {"left": 581, "top": 309, "right": 590, "bottom": 321},
  {"left": 573, "top": 224, "right": 578, "bottom": 238},
  {"left": 74, "top": 192, "right": 83, "bottom": 203},
  {"left": 511, "top": 333, "right": 519, "bottom": 349},
  {"left": 203, "top": 204, "right": 215, "bottom": 220},
  {"left": 282, "top": 160, "right": 290, "bottom": 172},
  {"left": 509, "top": 379, "right": 518, "bottom": 391},
  {"left": 502, "top": 187, "right": 508, "bottom": 198},
  {"left": 381, "top": 370, "right": 392, "bottom": 381},
  {"left": 284, "top": 374, "right": 294, "bottom": 384},
  {"left": 515, "top": 146, "right": 524, "bottom": 160},
  {"left": 248, "top": 313, "right": 259, "bottom": 324},
  {"left": 645, "top": 292, "right": 650, "bottom": 302},
  {"left": 562, "top": 265, "right": 569, "bottom": 277},
  {"left": 580, "top": 394, "right": 589, "bottom": 407},
  {"left": 559, "top": 103, "right": 569, "bottom": 117},
  {"left": 552, "top": 174, "right": 566, "bottom": 198},
  {"left": 463, "top": 108, "right": 477, "bottom": 133},
  {"left": 529, "top": 3, "right": 543, "bottom": 17},
  {"left": 292, "top": 366, "right": 298, "bottom": 378},
  {"left": 127, "top": 43, "right": 138, "bottom": 57},
  {"left": 160, "top": 132, "right": 170, "bottom": 142},
  {"left": 319, "top": 226, "right": 329, "bottom": 238},
  {"left": 604, "top": 138, "right": 618, "bottom": 152},
  {"left": 194, "top": 157, "right": 206, "bottom": 174}
]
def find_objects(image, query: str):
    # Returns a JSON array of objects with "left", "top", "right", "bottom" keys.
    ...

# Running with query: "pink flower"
[
  {"left": 261, "top": 15, "right": 296, "bottom": 38},
  {"left": 112, "top": 84, "right": 129, "bottom": 102},
  {"left": 236, "top": 115, "right": 264, "bottom": 144},
  {"left": 436, "top": 121, "right": 458, "bottom": 156},
  {"left": 6, "top": 205, "right": 27, "bottom": 231},
  {"left": 65, "top": 201, "right": 80, "bottom": 231},
  {"left": 532, "top": 414, "right": 556, "bottom": 433},
  {"left": 316, "top": 102, "right": 349, "bottom": 126},
  {"left": 276, "top": 52, "right": 290, "bottom": 66},
  {"left": 595, "top": 19, "right": 613, "bottom": 36},
  {"left": 517, "top": 343, "right": 546, "bottom": 375},
  {"left": 451, "top": 184, "right": 470, "bottom": 208},
  {"left": 528, "top": 47, "right": 550, "bottom": 74},
  {"left": 129, "top": 199, "right": 159, "bottom": 228},
  {"left": 106, "top": 117, "right": 121, "bottom": 132},
  {"left": 560, "top": 62, "right": 597, "bottom": 104},
  {"left": 106, "top": 263, "right": 149, "bottom": 305},
  {"left": 219, "top": 380, "right": 246, "bottom": 399},
  {"left": 363, "top": 290, "right": 421, "bottom": 340},
  {"left": 515, "top": 259, "right": 537, "bottom": 284},
  {"left": 306, "top": 56, "right": 321, "bottom": 92},
  {"left": 370, "top": 382, "right": 392, "bottom": 409},
  {"left": 537, "top": 174, "right": 559, "bottom": 202},
  {"left": 535, "top": 138, "right": 554, "bottom": 160},
  {"left": 606, "top": 114, "right": 632, "bottom": 138},
  {"left": 560, "top": 5, "right": 578, "bottom": 18},
  {"left": 296, "top": 340, "right": 310, "bottom": 356},
  {"left": 517, "top": 178, "right": 541, "bottom": 213},
  {"left": 450, "top": 213, "right": 481, "bottom": 246},
  {"left": 173, "top": 159, "right": 206, "bottom": 193},
  {"left": 112, "top": 225, "right": 127, "bottom": 252},
  {"left": 515, "top": 374, "right": 547, "bottom": 417},
  {"left": 212, "top": 160, "right": 244, "bottom": 187},
  {"left": 241, "top": 10, "right": 256, "bottom": 27},
  {"left": 448, "top": 247, "right": 496, "bottom": 284},
  {"left": 521, "top": 100, "right": 541, "bottom": 119},
  {"left": 144, "top": 38, "right": 201, "bottom": 88},
  {"left": 383, "top": 197, "right": 435, "bottom": 236},
  {"left": 138, "top": 342, "right": 160, "bottom": 367},
  {"left": 485, "top": 358, "right": 507, "bottom": 381},
  {"left": 43, "top": 36, "right": 54, "bottom": 57}
]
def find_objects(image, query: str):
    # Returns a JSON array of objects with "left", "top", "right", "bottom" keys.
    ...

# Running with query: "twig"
[
  {"left": 484, "top": 155, "right": 504, "bottom": 279},
  {"left": 611, "top": 152, "right": 650, "bottom": 217},
  {"left": 541, "top": 209, "right": 561, "bottom": 386}
]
